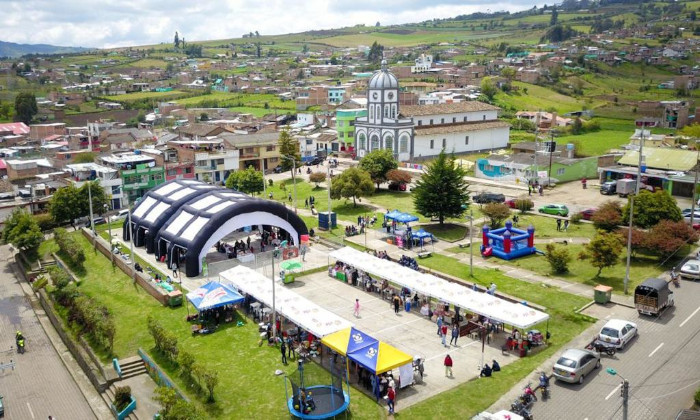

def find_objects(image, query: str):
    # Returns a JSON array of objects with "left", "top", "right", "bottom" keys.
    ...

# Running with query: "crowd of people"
[{"left": 397, "top": 255, "right": 419, "bottom": 270}]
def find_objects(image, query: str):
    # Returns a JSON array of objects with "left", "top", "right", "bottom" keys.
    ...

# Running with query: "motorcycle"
[
  {"left": 585, "top": 338, "right": 616, "bottom": 356},
  {"left": 538, "top": 373, "right": 550, "bottom": 400},
  {"left": 16, "top": 338, "right": 25, "bottom": 354},
  {"left": 670, "top": 269, "right": 680, "bottom": 287},
  {"left": 510, "top": 399, "right": 534, "bottom": 420},
  {"left": 520, "top": 382, "right": 537, "bottom": 405}
]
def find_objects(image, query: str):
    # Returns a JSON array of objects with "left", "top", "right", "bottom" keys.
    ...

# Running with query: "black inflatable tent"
[
  {"left": 153, "top": 188, "right": 308, "bottom": 277},
  {"left": 122, "top": 179, "right": 217, "bottom": 252}
]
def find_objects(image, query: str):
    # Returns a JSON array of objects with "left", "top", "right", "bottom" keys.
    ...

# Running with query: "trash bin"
[
  {"left": 594, "top": 285, "right": 613, "bottom": 304},
  {"left": 405, "top": 300, "right": 411, "bottom": 312},
  {"left": 168, "top": 290, "right": 183, "bottom": 307}
]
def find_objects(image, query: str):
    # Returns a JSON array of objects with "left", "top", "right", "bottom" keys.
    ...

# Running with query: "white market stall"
[
  {"left": 329, "top": 247, "right": 549, "bottom": 330},
  {"left": 220, "top": 265, "right": 353, "bottom": 338}
]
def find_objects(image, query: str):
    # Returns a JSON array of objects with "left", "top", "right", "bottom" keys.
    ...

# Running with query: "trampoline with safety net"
[{"left": 285, "top": 358, "right": 350, "bottom": 419}]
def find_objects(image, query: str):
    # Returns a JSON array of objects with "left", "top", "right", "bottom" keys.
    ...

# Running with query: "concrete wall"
[{"left": 413, "top": 126, "right": 509, "bottom": 159}]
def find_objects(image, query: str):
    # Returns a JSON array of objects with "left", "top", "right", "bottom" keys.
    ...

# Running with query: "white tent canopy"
[
  {"left": 220, "top": 265, "right": 353, "bottom": 337},
  {"left": 329, "top": 247, "right": 549, "bottom": 329}
]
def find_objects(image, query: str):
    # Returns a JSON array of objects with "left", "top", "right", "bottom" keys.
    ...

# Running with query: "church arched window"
[
  {"left": 358, "top": 133, "right": 366, "bottom": 150},
  {"left": 370, "top": 135, "right": 379, "bottom": 151},
  {"left": 369, "top": 106, "right": 373, "bottom": 120},
  {"left": 385, "top": 135, "right": 393, "bottom": 151},
  {"left": 391, "top": 104, "right": 397, "bottom": 119},
  {"left": 399, "top": 134, "right": 409, "bottom": 153},
  {"left": 384, "top": 105, "right": 389, "bottom": 119}
]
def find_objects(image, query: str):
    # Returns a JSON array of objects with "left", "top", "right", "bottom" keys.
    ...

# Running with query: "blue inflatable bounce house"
[{"left": 481, "top": 221, "right": 536, "bottom": 260}]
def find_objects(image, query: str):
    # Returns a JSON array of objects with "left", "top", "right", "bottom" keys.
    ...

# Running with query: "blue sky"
[{"left": 1, "top": 1, "right": 545, "bottom": 48}]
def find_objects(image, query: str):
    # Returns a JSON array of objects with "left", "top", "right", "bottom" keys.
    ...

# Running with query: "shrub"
[
  {"left": 570, "top": 212, "right": 583, "bottom": 224},
  {"left": 695, "top": 386, "right": 700, "bottom": 406},
  {"left": 482, "top": 203, "right": 511, "bottom": 228},
  {"left": 309, "top": 171, "right": 327, "bottom": 187},
  {"left": 515, "top": 199, "right": 534, "bottom": 213},
  {"left": 267, "top": 179, "right": 273, "bottom": 187},
  {"left": 113, "top": 386, "right": 132, "bottom": 411},
  {"left": 32, "top": 275, "right": 48, "bottom": 290},
  {"left": 33, "top": 213, "right": 57, "bottom": 232},
  {"left": 47, "top": 266, "right": 71, "bottom": 289},
  {"left": 54, "top": 228, "right": 86, "bottom": 268},
  {"left": 545, "top": 244, "right": 571, "bottom": 274},
  {"left": 592, "top": 201, "right": 622, "bottom": 231}
]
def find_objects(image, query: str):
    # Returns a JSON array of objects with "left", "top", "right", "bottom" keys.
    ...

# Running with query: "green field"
[
  {"left": 318, "top": 30, "right": 508, "bottom": 48},
  {"left": 176, "top": 92, "right": 295, "bottom": 111},
  {"left": 104, "top": 90, "right": 189, "bottom": 102}
]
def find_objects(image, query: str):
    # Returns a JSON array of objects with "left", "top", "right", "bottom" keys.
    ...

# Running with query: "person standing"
[
  {"left": 354, "top": 299, "right": 361, "bottom": 318},
  {"left": 563, "top": 219, "right": 569, "bottom": 231},
  {"left": 450, "top": 324, "right": 459, "bottom": 346},
  {"left": 444, "top": 354, "right": 453, "bottom": 377},
  {"left": 246, "top": 236, "right": 251, "bottom": 250},
  {"left": 280, "top": 339, "right": 288, "bottom": 365},
  {"left": 171, "top": 260, "right": 179, "bottom": 279},
  {"left": 300, "top": 244, "right": 307, "bottom": 262},
  {"left": 538, "top": 185, "right": 543, "bottom": 196},
  {"left": 436, "top": 315, "right": 443, "bottom": 336},
  {"left": 440, "top": 324, "right": 448, "bottom": 347},
  {"left": 386, "top": 384, "right": 395, "bottom": 415},
  {"left": 304, "top": 198, "right": 308, "bottom": 208},
  {"left": 528, "top": 185, "right": 532, "bottom": 196},
  {"left": 286, "top": 335, "right": 294, "bottom": 360},
  {"left": 393, "top": 295, "right": 401, "bottom": 315}
]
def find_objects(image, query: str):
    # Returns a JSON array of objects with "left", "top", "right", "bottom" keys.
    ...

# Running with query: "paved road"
[
  {"left": 528, "top": 280, "right": 700, "bottom": 420},
  {"left": 0, "top": 247, "right": 96, "bottom": 419}
]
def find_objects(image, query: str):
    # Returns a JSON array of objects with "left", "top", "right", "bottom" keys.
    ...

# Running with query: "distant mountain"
[{"left": 0, "top": 40, "right": 92, "bottom": 58}]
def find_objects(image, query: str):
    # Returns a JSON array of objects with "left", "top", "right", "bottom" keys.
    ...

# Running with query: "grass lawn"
[
  {"left": 514, "top": 214, "right": 597, "bottom": 239},
  {"left": 399, "top": 254, "right": 594, "bottom": 417},
  {"left": 104, "top": 90, "right": 189, "bottom": 102},
  {"left": 421, "top": 223, "right": 467, "bottom": 242},
  {"left": 493, "top": 243, "right": 678, "bottom": 293},
  {"left": 51, "top": 233, "right": 384, "bottom": 418}
]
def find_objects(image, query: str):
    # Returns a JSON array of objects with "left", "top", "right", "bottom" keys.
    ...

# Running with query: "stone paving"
[{"left": 0, "top": 245, "right": 100, "bottom": 419}]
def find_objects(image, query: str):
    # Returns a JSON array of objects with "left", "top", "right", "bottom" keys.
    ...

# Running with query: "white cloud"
[{"left": 0, "top": 0, "right": 544, "bottom": 48}]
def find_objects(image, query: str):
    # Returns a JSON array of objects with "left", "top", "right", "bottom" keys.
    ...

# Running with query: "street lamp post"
[
  {"left": 606, "top": 368, "right": 629, "bottom": 420},
  {"left": 271, "top": 246, "right": 279, "bottom": 338},
  {"left": 104, "top": 204, "right": 113, "bottom": 266},
  {"left": 690, "top": 139, "right": 699, "bottom": 227},
  {"left": 127, "top": 207, "right": 136, "bottom": 282}
]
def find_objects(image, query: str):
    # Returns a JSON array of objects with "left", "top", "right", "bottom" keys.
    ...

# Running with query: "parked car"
[
  {"left": 680, "top": 259, "right": 700, "bottom": 280},
  {"left": 552, "top": 348, "right": 600, "bottom": 384},
  {"left": 538, "top": 204, "right": 569, "bottom": 216},
  {"left": 473, "top": 192, "right": 506, "bottom": 204},
  {"left": 93, "top": 217, "right": 106, "bottom": 225},
  {"left": 306, "top": 156, "right": 324, "bottom": 166},
  {"left": 683, "top": 212, "right": 700, "bottom": 224},
  {"left": 600, "top": 181, "right": 617, "bottom": 195},
  {"left": 597, "top": 319, "right": 637, "bottom": 349},
  {"left": 272, "top": 165, "right": 283, "bottom": 173},
  {"left": 505, "top": 199, "right": 517, "bottom": 208},
  {"left": 114, "top": 209, "right": 130, "bottom": 220},
  {"left": 579, "top": 208, "right": 596, "bottom": 220}
]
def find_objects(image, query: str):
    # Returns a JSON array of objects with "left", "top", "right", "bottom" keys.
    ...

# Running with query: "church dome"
[{"left": 368, "top": 60, "right": 398, "bottom": 90}]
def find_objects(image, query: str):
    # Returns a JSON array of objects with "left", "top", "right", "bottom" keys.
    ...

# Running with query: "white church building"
[{"left": 353, "top": 61, "right": 510, "bottom": 162}]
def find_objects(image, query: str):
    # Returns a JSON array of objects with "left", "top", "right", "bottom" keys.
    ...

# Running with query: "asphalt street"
[
  {"left": 529, "top": 280, "right": 700, "bottom": 420},
  {"left": 0, "top": 247, "right": 95, "bottom": 419}
]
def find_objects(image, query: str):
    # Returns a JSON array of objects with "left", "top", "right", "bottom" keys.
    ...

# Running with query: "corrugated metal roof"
[{"left": 617, "top": 148, "right": 698, "bottom": 171}]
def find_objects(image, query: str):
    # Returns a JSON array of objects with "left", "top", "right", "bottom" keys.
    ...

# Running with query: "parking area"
[{"left": 499, "top": 280, "right": 700, "bottom": 420}]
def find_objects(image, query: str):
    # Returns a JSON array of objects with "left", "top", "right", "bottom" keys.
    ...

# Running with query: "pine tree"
[{"left": 413, "top": 150, "right": 470, "bottom": 225}]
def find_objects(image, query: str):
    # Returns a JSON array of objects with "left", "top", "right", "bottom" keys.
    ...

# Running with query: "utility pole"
[
  {"left": 690, "top": 139, "right": 699, "bottom": 227},
  {"left": 271, "top": 246, "right": 279, "bottom": 338},
  {"left": 547, "top": 130, "right": 556, "bottom": 187},
  {"left": 624, "top": 120, "right": 655, "bottom": 294},
  {"left": 128, "top": 208, "right": 136, "bottom": 283},
  {"left": 88, "top": 181, "right": 96, "bottom": 250},
  {"left": 105, "top": 204, "right": 113, "bottom": 266},
  {"left": 469, "top": 209, "right": 473, "bottom": 277}
]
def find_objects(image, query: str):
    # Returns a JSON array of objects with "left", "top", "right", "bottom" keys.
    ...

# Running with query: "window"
[
  {"left": 216, "top": 159, "right": 224, "bottom": 165},
  {"left": 185, "top": 167, "right": 193, "bottom": 174},
  {"left": 465, "top": 136, "right": 469, "bottom": 145},
  {"left": 167, "top": 169, "right": 177, "bottom": 176},
  {"left": 370, "top": 135, "right": 379, "bottom": 150},
  {"left": 384, "top": 105, "right": 389, "bottom": 118},
  {"left": 196, "top": 160, "right": 207, "bottom": 167},
  {"left": 417, "top": 120, "right": 422, "bottom": 126},
  {"left": 385, "top": 135, "right": 393, "bottom": 151},
  {"left": 306, "top": 139, "right": 313, "bottom": 145},
  {"left": 464, "top": 116, "right": 468, "bottom": 122},
  {"left": 369, "top": 106, "right": 374, "bottom": 120},
  {"left": 442, "top": 138, "right": 446, "bottom": 148},
  {"left": 358, "top": 133, "right": 366, "bottom": 150},
  {"left": 111, "top": 185, "right": 121, "bottom": 194},
  {"left": 483, "top": 115, "right": 486, "bottom": 120},
  {"left": 452, "top": 117, "right": 456, "bottom": 123},
  {"left": 430, "top": 119, "right": 434, "bottom": 125},
  {"left": 391, "top": 104, "right": 397, "bottom": 119},
  {"left": 430, "top": 139, "right": 434, "bottom": 149},
  {"left": 399, "top": 135, "right": 409, "bottom": 153},
  {"left": 557, "top": 168, "right": 565, "bottom": 175},
  {"left": 441, "top": 118, "right": 445, "bottom": 124},
  {"left": 266, "top": 146, "right": 275, "bottom": 151}
]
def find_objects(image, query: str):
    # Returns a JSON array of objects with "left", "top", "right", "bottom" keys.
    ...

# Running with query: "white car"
[
  {"left": 597, "top": 319, "right": 637, "bottom": 350},
  {"left": 680, "top": 259, "right": 700, "bottom": 280},
  {"left": 114, "top": 209, "right": 130, "bottom": 220}
]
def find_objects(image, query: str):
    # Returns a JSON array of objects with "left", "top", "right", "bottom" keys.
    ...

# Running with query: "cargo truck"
[
  {"left": 616, "top": 179, "right": 636, "bottom": 197},
  {"left": 634, "top": 277, "right": 674, "bottom": 316}
]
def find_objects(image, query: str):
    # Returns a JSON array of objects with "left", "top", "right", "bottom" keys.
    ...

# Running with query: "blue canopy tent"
[
  {"left": 384, "top": 210, "right": 404, "bottom": 221},
  {"left": 186, "top": 281, "right": 244, "bottom": 311},
  {"left": 393, "top": 212, "right": 419, "bottom": 224},
  {"left": 412, "top": 229, "right": 434, "bottom": 251}
]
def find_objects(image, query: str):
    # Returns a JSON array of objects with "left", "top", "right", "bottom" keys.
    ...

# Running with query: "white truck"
[{"left": 616, "top": 179, "right": 636, "bottom": 197}]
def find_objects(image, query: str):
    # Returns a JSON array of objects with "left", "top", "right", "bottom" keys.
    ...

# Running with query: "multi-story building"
[
  {"left": 336, "top": 108, "right": 366, "bottom": 153},
  {"left": 101, "top": 152, "right": 165, "bottom": 204},
  {"left": 219, "top": 132, "right": 281, "bottom": 173},
  {"left": 166, "top": 138, "right": 239, "bottom": 184},
  {"left": 140, "top": 147, "right": 195, "bottom": 182},
  {"left": 65, "top": 162, "right": 124, "bottom": 209}
]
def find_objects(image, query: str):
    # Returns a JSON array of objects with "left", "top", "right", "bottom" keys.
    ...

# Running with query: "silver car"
[
  {"left": 552, "top": 348, "right": 600, "bottom": 384},
  {"left": 680, "top": 259, "right": 700, "bottom": 280}
]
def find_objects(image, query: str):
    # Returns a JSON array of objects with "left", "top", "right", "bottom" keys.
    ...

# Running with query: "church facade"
[{"left": 354, "top": 62, "right": 510, "bottom": 162}]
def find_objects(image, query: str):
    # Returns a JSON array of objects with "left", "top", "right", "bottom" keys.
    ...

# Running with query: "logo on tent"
[
  {"left": 352, "top": 332, "right": 363, "bottom": 344},
  {"left": 365, "top": 347, "right": 377, "bottom": 359}
]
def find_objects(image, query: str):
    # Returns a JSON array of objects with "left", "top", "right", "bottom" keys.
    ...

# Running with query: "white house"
[{"left": 66, "top": 162, "right": 124, "bottom": 209}]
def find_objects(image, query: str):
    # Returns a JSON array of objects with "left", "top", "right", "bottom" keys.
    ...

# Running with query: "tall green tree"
[
  {"left": 412, "top": 150, "right": 470, "bottom": 225},
  {"left": 550, "top": 7, "right": 559, "bottom": 26},
  {"left": 277, "top": 130, "right": 301, "bottom": 172},
  {"left": 480, "top": 77, "right": 498, "bottom": 102},
  {"left": 174, "top": 31, "right": 180, "bottom": 48},
  {"left": 368, "top": 41, "right": 384, "bottom": 64},
  {"left": 225, "top": 166, "right": 264, "bottom": 196},
  {"left": 330, "top": 167, "right": 374, "bottom": 207},
  {"left": 14, "top": 92, "right": 38, "bottom": 124},
  {"left": 50, "top": 181, "right": 108, "bottom": 228},
  {"left": 622, "top": 190, "right": 682, "bottom": 229},
  {"left": 2, "top": 208, "right": 43, "bottom": 253},
  {"left": 578, "top": 231, "right": 623, "bottom": 277},
  {"left": 358, "top": 149, "right": 398, "bottom": 190}
]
